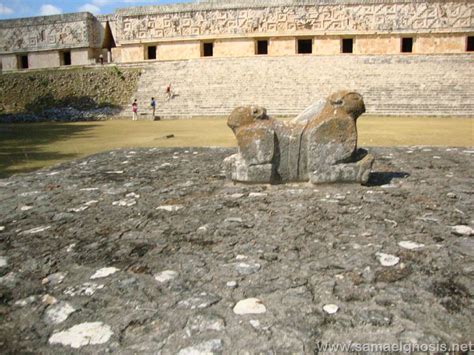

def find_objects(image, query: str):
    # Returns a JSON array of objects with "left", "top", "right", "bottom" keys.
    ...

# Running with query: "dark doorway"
[
  {"left": 19, "top": 55, "right": 29, "bottom": 69},
  {"left": 401, "top": 37, "right": 413, "bottom": 53},
  {"left": 256, "top": 40, "right": 268, "bottom": 55},
  {"left": 62, "top": 51, "right": 71, "bottom": 66},
  {"left": 342, "top": 38, "right": 353, "bottom": 53},
  {"left": 297, "top": 39, "right": 312, "bottom": 54},
  {"left": 102, "top": 21, "right": 116, "bottom": 51},
  {"left": 467, "top": 36, "right": 474, "bottom": 52},
  {"left": 102, "top": 21, "right": 117, "bottom": 62},
  {"left": 202, "top": 42, "right": 214, "bottom": 57},
  {"left": 147, "top": 46, "right": 157, "bottom": 60}
]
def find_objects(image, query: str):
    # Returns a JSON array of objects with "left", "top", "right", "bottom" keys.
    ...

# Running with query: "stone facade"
[
  {"left": 111, "top": 0, "right": 474, "bottom": 62},
  {"left": 0, "top": 13, "right": 103, "bottom": 70},
  {"left": 116, "top": 0, "right": 473, "bottom": 41},
  {"left": 0, "top": 0, "right": 472, "bottom": 71}
]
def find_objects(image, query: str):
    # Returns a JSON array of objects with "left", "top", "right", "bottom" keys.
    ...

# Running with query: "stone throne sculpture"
[{"left": 223, "top": 91, "right": 374, "bottom": 184}]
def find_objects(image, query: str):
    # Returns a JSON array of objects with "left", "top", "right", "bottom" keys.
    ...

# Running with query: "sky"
[{"left": 0, "top": 0, "right": 192, "bottom": 19}]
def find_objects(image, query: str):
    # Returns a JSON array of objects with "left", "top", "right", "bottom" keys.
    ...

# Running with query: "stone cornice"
[
  {"left": 114, "top": 0, "right": 472, "bottom": 16},
  {"left": 0, "top": 13, "right": 93, "bottom": 29}
]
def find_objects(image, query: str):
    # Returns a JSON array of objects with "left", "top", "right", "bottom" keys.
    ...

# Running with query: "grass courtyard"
[{"left": 0, "top": 116, "right": 473, "bottom": 178}]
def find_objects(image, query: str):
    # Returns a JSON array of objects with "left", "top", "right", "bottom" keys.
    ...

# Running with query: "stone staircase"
[{"left": 124, "top": 54, "right": 474, "bottom": 118}]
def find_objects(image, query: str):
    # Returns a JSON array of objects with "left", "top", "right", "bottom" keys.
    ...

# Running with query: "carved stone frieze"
[
  {"left": 118, "top": 2, "right": 473, "bottom": 42},
  {"left": 0, "top": 14, "right": 94, "bottom": 53}
]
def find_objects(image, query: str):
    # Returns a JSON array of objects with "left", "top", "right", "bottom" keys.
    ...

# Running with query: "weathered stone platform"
[{"left": 0, "top": 147, "right": 473, "bottom": 353}]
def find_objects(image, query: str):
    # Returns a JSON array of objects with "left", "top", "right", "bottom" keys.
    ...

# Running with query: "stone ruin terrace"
[{"left": 0, "top": 146, "right": 473, "bottom": 353}]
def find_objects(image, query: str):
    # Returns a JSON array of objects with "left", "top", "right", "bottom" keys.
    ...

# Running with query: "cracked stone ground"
[{"left": 0, "top": 147, "right": 473, "bottom": 353}]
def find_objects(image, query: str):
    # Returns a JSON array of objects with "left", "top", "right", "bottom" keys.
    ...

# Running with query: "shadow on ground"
[
  {"left": 23, "top": 94, "right": 118, "bottom": 113},
  {"left": 366, "top": 171, "right": 410, "bottom": 186},
  {"left": 0, "top": 94, "right": 122, "bottom": 123},
  {"left": 0, "top": 123, "right": 99, "bottom": 178}
]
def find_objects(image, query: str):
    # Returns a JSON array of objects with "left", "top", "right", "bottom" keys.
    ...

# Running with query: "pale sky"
[{"left": 0, "top": 0, "right": 192, "bottom": 19}]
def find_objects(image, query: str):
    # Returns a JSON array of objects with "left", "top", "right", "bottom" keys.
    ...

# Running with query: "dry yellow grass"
[{"left": 0, "top": 116, "right": 472, "bottom": 177}]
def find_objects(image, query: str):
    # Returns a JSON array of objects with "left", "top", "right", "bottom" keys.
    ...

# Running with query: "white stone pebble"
[
  {"left": 106, "top": 170, "right": 124, "bottom": 174},
  {"left": 0, "top": 226, "right": 4, "bottom": 232},
  {"left": 112, "top": 199, "right": 136, "bottom": 207},
  {"left": 249, "top": 320, "right": 261, "bottom": 329},
  {"left": 68, "top": 205, "right": 89, "bottom": 213},
  {"left": 452, "top": 225, "right": 473, "bottom": 236},
  {"left": 197, "top": 225, "right": 208, "bottom": 233},
  {"left": 225, "top": 217, "right": 243, "bottom": 223},
  {"left": 90, "top": 267, "right": 119, "bottom": 279},
  {"left": 226, "top": 281, "right": 237, "bottom": 288},
  {"left": 178, "top": 339, "right": 223, "bottom": 355},
  {"left": 156, "top": 205, "right": 184, "bottom": 212},
  {"left": 323, "top": 304, "right": 339, "bottom": 314},
  {"left": 375, "top": 252, "right": 400, "bottom": 267},
  {"left": 15, "top": 296, "right": 37, "bottom": 307},
  {"left": 398, "top": 241, "right": 425, "bottom": 250},
  {"left": 49, "top": 322, "right": 113, "bottom": 348},
  {"left": 154, "top": 270, "right": 179, "bottom": 283},
  {"left": 44, "top": 302, "right": 76, "bottom": 324},
  {"left": 64, "top": 283, "right": 104, "bottom": 297},
  {"left": 21, "top": 226, "right": 51, "bottom": 234},
  {"left": 0, "top": 256, "right": 7, "bottom": 268},
  {"left": 235, "top": 262, "right": 261, "bottom": 275},
  {"left": 233, "top": 298, "right": 266, "bottom": 315},
  {"left": 249, "top": 192, "right": 267, "bottom": 197},
  {"left": 126, "top": 192, "right": 140, "bottom": 199}
]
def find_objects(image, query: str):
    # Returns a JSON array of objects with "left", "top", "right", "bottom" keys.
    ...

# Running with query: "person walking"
[
  {"left": 165, "top": 83, "right": 172, "bottom": 101},
  {"left": 132, "top": 99, "right": 138, "bottom": 121},
  {"left": 150, "top": 97, "right": 156, "bottom": 119}
]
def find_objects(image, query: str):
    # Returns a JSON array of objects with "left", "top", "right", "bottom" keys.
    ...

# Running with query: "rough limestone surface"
[
  {"left": 0, "top": 146, "right": 473, "bottom": 353},
  {"left": 224, "top": 91, "right": 374, "bottom": 185}
]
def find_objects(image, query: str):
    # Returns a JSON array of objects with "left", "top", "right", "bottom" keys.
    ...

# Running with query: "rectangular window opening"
[
  {"left": 202, "top": 42, "right": 214, "bottom": 57},
  {"left": 62, "top": 51, "right": 71, "bottom": 66},
  {"left": 342, "top": 38, "right": 353, "bottom": 53},
  {"left": 467, "top": 36, "right": 474, "bottom": 52},
  {"left": 256, "top": 40, "right": 268, "bottom": 55},
  {"left": 147, "top": 46, "right": 157, "bottom": 60},
  {"left": 19, "top": 55, "right": 29, "bottom": 69},
  {"left": 297, "top": 39, "right": 312, "bottom": 54},
  {"left": 401, "top": 37, "right": 413, "bottom": 53}
]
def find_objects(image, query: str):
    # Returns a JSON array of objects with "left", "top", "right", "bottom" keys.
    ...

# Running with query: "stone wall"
[
  {"left": 109, "top": 0, "right": 473, "bottom": 63},
  {"left": 0, "top": 0, "right": 472, "bottom": 69},
  {"left": 115, "top": 0, "right": 473, "bottom": 44},
  {"left": 0, "top": 66, "right": 141, "bottom": 119},
  {"left": 0, "top": 13, "right": 98, "bottom": 54},
  {"left": 0, "top": 12, "right": 104, "bottom": 70}
]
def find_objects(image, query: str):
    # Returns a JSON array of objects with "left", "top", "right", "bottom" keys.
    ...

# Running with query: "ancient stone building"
[
  {"left": 0, "top": 0, "right": 473, "bottom": 116},
  {"left": 1, "top": 0, "right": 473, "bottom": 69}
]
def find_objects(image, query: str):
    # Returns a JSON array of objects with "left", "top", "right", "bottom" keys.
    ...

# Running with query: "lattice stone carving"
[
  {"left": 118, "top": 2, "right": 473, "bottom": 42},
  {"left": 0, "top": 20, "right": 89, "bottom": 52}
]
